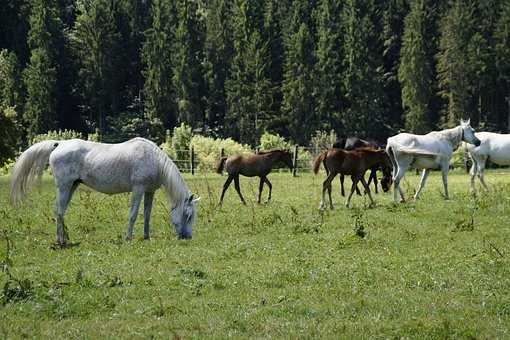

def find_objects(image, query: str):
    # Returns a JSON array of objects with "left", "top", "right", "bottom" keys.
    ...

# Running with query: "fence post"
[
  {"left": 292, "top": 145, "right": 298, "bottom": 177},
  {"left": 220, "top": 148, "right": 225, "bottom": 159},
  {"left": 190, "top": 145, "right": 195, "bottom": 175}
]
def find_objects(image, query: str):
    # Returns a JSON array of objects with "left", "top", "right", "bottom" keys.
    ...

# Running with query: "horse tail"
[
  {"left": 313, "top": 151, "right": 327, "bottom": 175},
  {"left": 215, "top": 156, "right": 228, "bottom": 174},
  {"left": 10, "top": 140, "right": 60, "bottom": 205}
]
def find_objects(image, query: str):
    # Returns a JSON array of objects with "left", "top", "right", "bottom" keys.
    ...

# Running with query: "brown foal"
[
  {"left": 216, "top": 149, "right": 294, "bottom": 205},
  {"left": 313, "top": 148, "right": 391, "bottom": 209}
]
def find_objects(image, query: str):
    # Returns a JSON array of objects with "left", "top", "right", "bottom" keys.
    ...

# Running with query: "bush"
[
  {"left": 31, "top": 129, "right": 84, "bottom": 144},
  {"left": 259, "top": 131, "right": 292, "bottom": 150},
  {"left": 160, "top": 123, "right": 193, "bottom": 168},
  {"left": 191, "top": 135, "right": 251, "bottom": 171},
  {"left": 310, "top": 130, "right": 337, "bottom": 150}
]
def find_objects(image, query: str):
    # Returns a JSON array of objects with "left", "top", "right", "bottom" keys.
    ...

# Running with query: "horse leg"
[
  {"left": 126, "top": 187, "right": 144, "bottom": 240},
  {"left": 264, "top": 177, "right": 272, "bottom": 202},
  {"left": 346, "top": 179, "right": 357, "bottom": 208},
  {"left": 414, "top": 169, "right": 430, "bottom": 200},
  {"left": 368, "top": 168, "right": 378, "bottom": 194},
  {"left": 143, "top": 191, "right": 155, "bottom": 240},
  {"left": 477, "top": 159, "right": 489, "bottom": 191},
  {"left": 320, "top": 173, "right": 335, "bottom": 209},
  {"left": 55, "top": 182, "right": 79, "bottom": 245},
  {"left": 360, "top": 177, "right": 375, "bottom": 207},
  {"left": 469, "top": 160, "right": 478, "bottom": 192},
  {"left": 441, "top": 164, "right": 449, "bottom": 200},
  {"left": 219, "top": 175, "right": 234, "bottom": 205},
  {"left": 340, "top": 174, "right": 345, "bottom": 196},
  {"left": 393, "top": 166, "right": 407, "bottom": 203},
  {"left": 257, "top": 176, "right": 265, "bottom": 204},
  {"left": 233, "top": 175, "right": 246, "bottom": 205}
]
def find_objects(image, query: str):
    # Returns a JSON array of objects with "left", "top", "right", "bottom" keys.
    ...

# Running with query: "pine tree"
[
  {"left": 282, "top": 20, "right": 315, "bottom": 144},
  {"left": 23, "top": 0, "right": 62, "bottom": 140},
  {"left": 494, "top": 0, "right": 510, "bottom": 131},
  {"left": 341, "top": 0, "right": 386, "bottom": 138},
  {"left": 314, "top": 0, "right": 343, "bottom": 132},
  {"left": 142, "top": 0, "right": 176, "bottom": 127},
  {"left": 225, "top": 0, "right": 271, "bottom": 145},
  {"left": 173, "top": 0, "right": 205, "bottom": 129},
  {"left": 437, "top": 0, "right": 479, "bottom": 126},
  {"left": 203, "top": 0, "right": 233, "bottom": 134},
  {"left": 398, "top": 0, "right": 434, "bottom": 133},
  {"left": 71, "top": 0, "right": 123, "bottom": 138}
]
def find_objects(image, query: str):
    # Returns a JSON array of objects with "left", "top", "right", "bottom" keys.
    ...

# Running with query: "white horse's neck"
[
  {"left": 160, "top": 157, "right": 189, "bottom": 206},
  {"left": 438, "top": 126, "right": 462, "bottom": 150}
]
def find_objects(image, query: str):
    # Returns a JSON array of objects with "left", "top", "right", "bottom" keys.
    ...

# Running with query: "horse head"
[
  {"left": 460, "top": 119, "right": 481, "bottom": 147},
  {"left": 279, "top": 149, "right": 294, "bottom": 171},
  {"left": 171, "top": 194, "right": 200, "bottom": 239}
]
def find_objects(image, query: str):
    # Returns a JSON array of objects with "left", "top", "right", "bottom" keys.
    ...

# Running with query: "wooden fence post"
[
  {"left": 190, "top": 146, "right": 195, "bottom": 175},
  {"left": 220, "top": 148, "right": 225, "bottom": 159},
  {"left": 292, "top": 145, "right": 298, "bottom": 177}
]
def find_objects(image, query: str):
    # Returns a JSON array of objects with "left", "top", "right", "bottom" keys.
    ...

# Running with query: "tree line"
[{"left": 1, "top": 0, "right": 510, "bottom": 165}]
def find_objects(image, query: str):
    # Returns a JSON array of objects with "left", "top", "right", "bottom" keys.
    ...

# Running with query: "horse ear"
[{"left": 466, "top": 118, "right": 471, "bottom": 125}]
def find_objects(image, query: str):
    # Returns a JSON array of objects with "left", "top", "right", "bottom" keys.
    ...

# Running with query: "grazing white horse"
[
  {"left": 10, "top": 137, "right": 199, "bottom": 245},
  {"left": 386, "top": 119, "right": 481, "bottom": 202},
  {"left": 465, "top": 132, "right": 510, "bottom": 191}
]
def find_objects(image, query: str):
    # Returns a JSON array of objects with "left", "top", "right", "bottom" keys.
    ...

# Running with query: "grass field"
[{"left": 1, "top": 169, "right": 510, "bottom": 338}]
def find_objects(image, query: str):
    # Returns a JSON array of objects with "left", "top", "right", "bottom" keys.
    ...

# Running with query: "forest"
[{"left": 1, "top": 0, "right": 510, "bottom": 165}]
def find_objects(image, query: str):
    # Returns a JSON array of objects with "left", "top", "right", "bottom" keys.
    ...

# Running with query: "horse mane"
[
  {"left": 257, "top": 149, "right": 288, "bottom": 155},
  {"left": 136, "top": 138, "right": 189, "bottom": 205}
]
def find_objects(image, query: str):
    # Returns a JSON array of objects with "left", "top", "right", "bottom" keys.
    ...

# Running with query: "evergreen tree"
[
  {"left": 398, "top": 0, "right": 435, "bottom": 133},
  {"left": 437, "top": 0, "right": 479, "bottom": 126},
  {"left": 225, "top": 0, "right": 271, "bottom": 145},
  {"left": 494, "top": 0, "right": 510, "bottom": 131},
  {"left": 341, "top": 0, "right": 386, "bottom": 138},
  {"left": 282, "top": 20, "right": 315, "bottom": 144},
  {"left": 173, "top": 0, "right": 205, "bottom": 129},
  {"left": 314, "top": 0, "right": 343, "bottom": 132},
  {"left": 203, "top": 0, "right": 233, "bottom": 134},
  {"left": 23, "top": 0, "right": 62, "bottom": 139},
  {"left": 71, "top": 0, "right": 123, "bottom": 138},
  {"left": 142, "top": 0, "right": 176, "bottom": 127}
]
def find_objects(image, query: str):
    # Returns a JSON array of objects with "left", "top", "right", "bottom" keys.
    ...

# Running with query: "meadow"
[{"left": 1, "top": 169, "right": 510, "bottom": 338}]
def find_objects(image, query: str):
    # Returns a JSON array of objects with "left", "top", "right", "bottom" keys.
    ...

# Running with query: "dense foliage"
[{"left": 1, "top": 0, "right": 510, "bottom": 164}]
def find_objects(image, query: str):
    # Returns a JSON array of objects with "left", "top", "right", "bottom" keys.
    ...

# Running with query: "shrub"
[
  {"left": 191, "top": 135, "right": 251, "bottom": 171},
  {"left": 30, "top": 129, "right": 84, "bottom": 144},
  {"left": 310, "top": 130, "right": 337, "bottom": 150},
  {"left": 161, "top": 124, "right": 193, "bottom": 171},
  {"left": 259, "top": 132, "right": 291, "bottom": 151}
]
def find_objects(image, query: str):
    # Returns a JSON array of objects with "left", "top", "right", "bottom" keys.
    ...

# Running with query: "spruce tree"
[
  {"left": 72, "top": 0, "right": 123, "bottom": 138},
  {"left": 314, "top": 0, "right": 343, "bottom": 132},
  {"left": 282, "top": 3, "right": 317, "bottom": 144},
  {"left": 398, "top": 0, "right": 434, "bottom": 133},
  {"left": 494, "top": 0, "right": 510, "bottom": 131},
  {"left": 142, "top": 0, "right": 176, "bottom": 127},
  {"left": 341, "top": 0, "right": 386, "bottom": 138},
  {"left": 173, "top": 0, "right": 205, "bottom": 129},
  {"left": 23, "top": 0, "right": 62, "bottom": 140}
]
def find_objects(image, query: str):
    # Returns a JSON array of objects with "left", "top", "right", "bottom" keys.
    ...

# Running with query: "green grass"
[{"left": 1, "top": 169, "right": 510, "bottom": 338}]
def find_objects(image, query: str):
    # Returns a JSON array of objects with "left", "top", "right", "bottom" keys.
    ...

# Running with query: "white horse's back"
[
  {"left": 49, "top": 138, "right": 165, "bottom": 194},
  {"left": 467, "top": 132, "right": 510, "bottom": 166}
]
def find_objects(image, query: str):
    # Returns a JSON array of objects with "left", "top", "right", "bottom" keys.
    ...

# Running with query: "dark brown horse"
[
  {"left": 313, "top": 147, "right": 391, "bottom": 209},
  {"left": 332, "top": 137, "right": 392, "bottom": 196},
  {"left": 216, "top": 149, "right": 293, "bottom": 205}
]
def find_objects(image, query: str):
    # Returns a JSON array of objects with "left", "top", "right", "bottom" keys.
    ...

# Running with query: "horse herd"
[{"left": 8, "top": 119, "right": 510, "bottom": 245}]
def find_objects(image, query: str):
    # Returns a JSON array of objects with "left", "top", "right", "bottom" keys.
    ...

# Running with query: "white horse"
[
  {"left": 465, "top": 132, "right": 510, "bottom": 191},
  {"left": 386, "top": 119, "right": 481, "bottom": 202},
  {"left": 10, "top": 137, "right": 199, "bottom": 245}
]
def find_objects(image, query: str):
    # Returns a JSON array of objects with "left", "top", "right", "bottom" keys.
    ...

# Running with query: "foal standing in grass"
[
  {"left": 216, "top": 149, "right": 294, "bottom": 205},
  {"left": 10, "top": 137, "right": 199, "bottom": 245},
  {"left": 314, "top": 148, "right": 391, "bottom": 209}
]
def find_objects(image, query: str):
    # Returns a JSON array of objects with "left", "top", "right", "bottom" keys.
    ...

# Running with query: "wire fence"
[{"left": 171, "top": 146, "right": 324, "bottom": 175}]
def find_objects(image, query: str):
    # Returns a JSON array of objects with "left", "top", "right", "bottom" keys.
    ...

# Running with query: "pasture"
[{"left": 1, "top": 170, "right": 510, "bottom": 338}]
